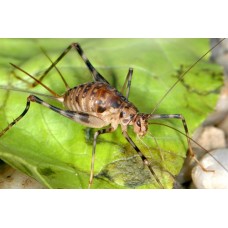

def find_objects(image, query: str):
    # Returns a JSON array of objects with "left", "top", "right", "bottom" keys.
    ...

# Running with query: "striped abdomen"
[{"left": 63, "top": 82, "right": 138, "bottom": 118}]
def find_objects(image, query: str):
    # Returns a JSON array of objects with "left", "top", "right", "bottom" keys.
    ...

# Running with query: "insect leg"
[
  {"left": 121, "top": 68, "right": 133, "bottom": 99},
  {"left": 40, "top": 47, "right": 70, "bottom": 90},
  {"left": 0, "top": 94, "right": 107, "bottom": 136},
  {"left": 89, "top": 126, "right": 114, "bottom": 188},
  {"left": 31, "top": 43, "right": 109, "bottom": 87},
  {"left": 3, "top": 94, "right": 114, "bottom": 188},
  {"left": 0, "top": 97, "right": 31, "bottom": 137},
  {"left": 149, "top": 114, "right": 208, "bottom": 171},
  {"left": 11, "top": 48, "right": 70, "bottom": 90},
  {"left": 122, "top": 130, "right": 164, "bottom": 188}
]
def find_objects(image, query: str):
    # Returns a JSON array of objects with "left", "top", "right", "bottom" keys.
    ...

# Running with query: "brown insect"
[{"left": 0, "top": 40, "right": 226, "bottom": 188}]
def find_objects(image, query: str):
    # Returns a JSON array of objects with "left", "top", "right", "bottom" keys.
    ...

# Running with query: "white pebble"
[
  {"left": 0, "top": 165, "right": 44, "bottom": 189},
  {"left": 192, "top": 148, "right": 228, "bottom": 189},
  {"left": 195, "top": 126, "right": 226, "bottom": 151}
]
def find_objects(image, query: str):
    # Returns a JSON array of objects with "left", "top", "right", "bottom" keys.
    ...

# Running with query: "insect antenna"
[
  {"left": 149, "top": 122, "right": 228, "bottom": 173},
  {"left": 150, "top": 38, "right": 225, "bottom": 115},
  {"left": 137, "top": 130, "right": 165, "bottom": 161}
]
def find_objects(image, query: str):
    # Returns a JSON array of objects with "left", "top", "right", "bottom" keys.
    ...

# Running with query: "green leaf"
[{"left": 0, "top": 39, "right": 224, "bottom": 188}]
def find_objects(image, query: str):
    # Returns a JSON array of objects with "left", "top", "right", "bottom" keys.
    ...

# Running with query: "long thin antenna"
[
  {"left": 150, "top": 38, "right": 225, "bottom": 115},
  {"left": 149, "top": 122, "right": 228, "bottom": 173}
]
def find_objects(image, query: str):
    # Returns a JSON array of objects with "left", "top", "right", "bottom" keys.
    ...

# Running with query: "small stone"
[
  {"left": 191, "top": 148, "right": 228, "bottom": 189},
  {"left": 216, "top": 81, "right": 228, "bottom": 112},
  {"left": 218, "top": 115, "right": 228, "bottom": 136},
  {"left": 195, "top": 126, "right": 226, "bottom": 151},
  {"left": 203, "top": 73, "right": 228, "bottom": 126},
  {"left": 0, "top": 164, "right": 45, "bottom": 189}
]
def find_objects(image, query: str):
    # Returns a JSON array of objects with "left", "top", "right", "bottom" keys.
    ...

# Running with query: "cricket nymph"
[
  {"left": 63, "top": 81, "right": 148, "bottom": 136},
  {"left": 2, "top": 41, "right": 223, "bottom": 189}
]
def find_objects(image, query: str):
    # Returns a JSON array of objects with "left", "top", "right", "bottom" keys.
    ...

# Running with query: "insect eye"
[
  {"left": 137, "top": 120, "right": 141, "bottom": 127},
  {"left": 120, "top": 111, "right": 126, "bottom": 118}
]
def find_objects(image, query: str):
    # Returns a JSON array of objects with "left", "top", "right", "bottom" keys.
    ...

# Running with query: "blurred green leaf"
[{"left": 0, "top": 39, "right": 224, "bottom": 188}]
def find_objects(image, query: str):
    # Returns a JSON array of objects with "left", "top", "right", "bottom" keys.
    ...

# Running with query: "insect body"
[{"left": 0, "top": 40, "right": 225, "bottom": 188}]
